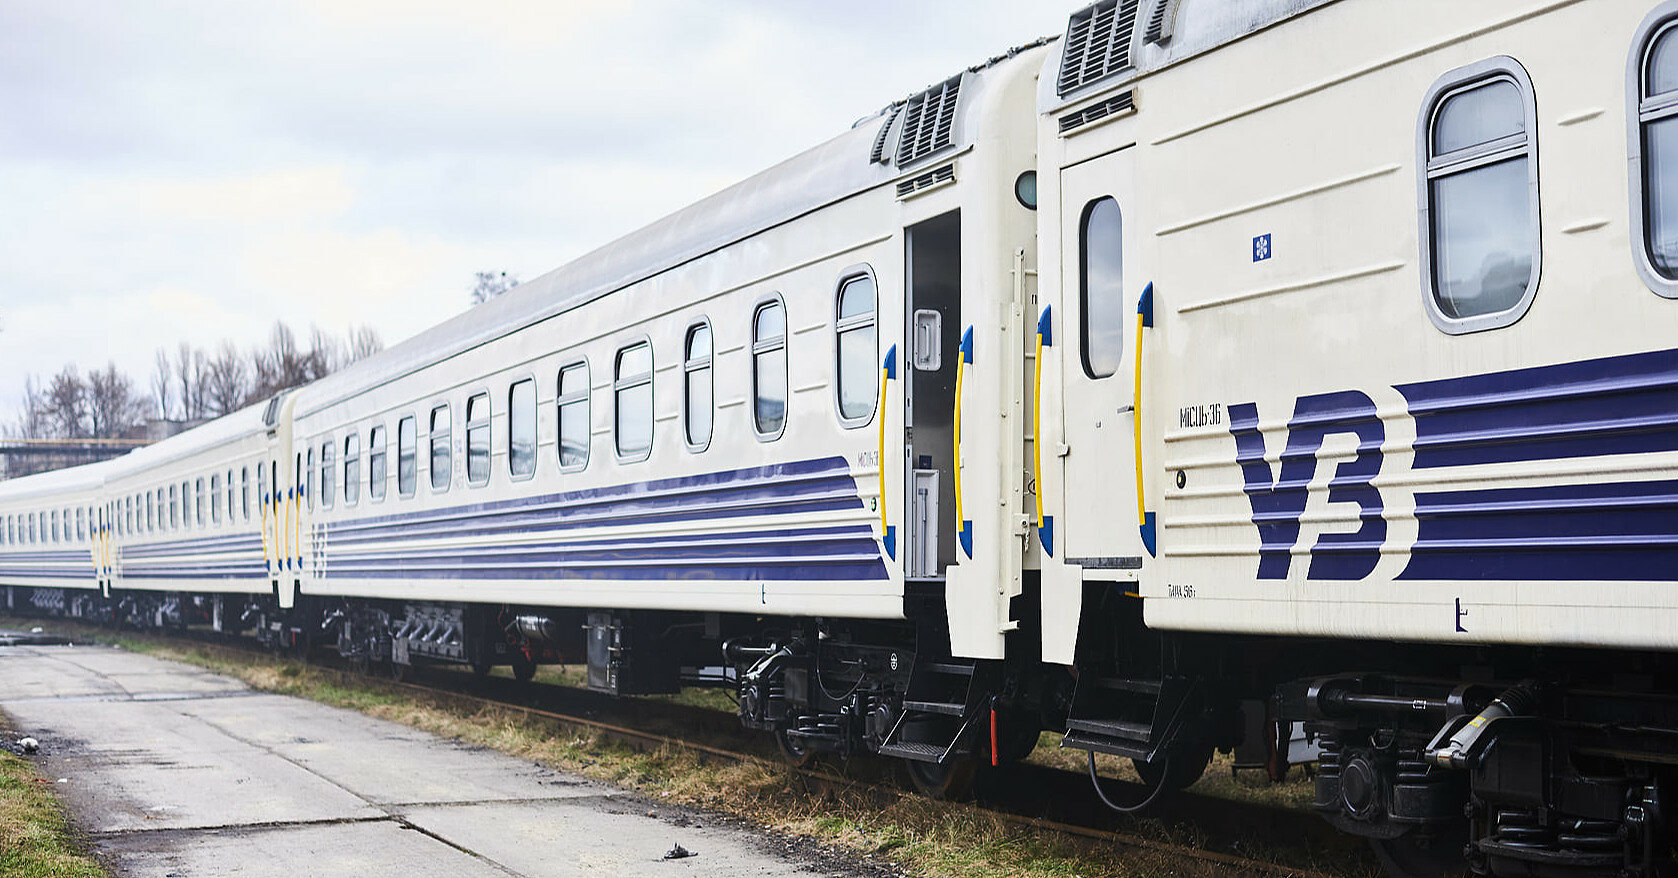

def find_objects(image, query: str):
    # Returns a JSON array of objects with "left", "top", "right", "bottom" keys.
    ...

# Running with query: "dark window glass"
[
  {"left": 430, "top": 404, "right": 451, "bottom": 490},
  {"left": 752, "top": 300, "right": 787, "bottom": 436},
  {"left": 1080, "top": 197, "right": 1124, "bottom": 378},
  {"left": 557, "top": 364, "right": 590, "bottom": 469},
  {"left": 369, "top": 425, "right": 388, "bottom": 501},
  {"left": 467, "top": 393, "right": 490, "bottom": 485},
  {"left": 398, "top": 416, "right": 417, "bottom": 495},
  {"left": 343, "top": 436, "right": 360, "bottom": 505},
  {"left": 835, "top": 275, "right": 877, "bottom": 421},
  {"left": 684, "top": 323, "right": 713, "bottom": 448},
  {"left": 509, "top": 380, "right": 537, "bottom": 476},
  {"left": 615, "top": 343, "right": 653, "bottom": 460}
]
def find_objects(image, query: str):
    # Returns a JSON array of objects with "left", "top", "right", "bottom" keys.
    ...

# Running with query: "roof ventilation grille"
[
  {"left": 895, "top": 75, "right": 962, "bottom": 167},
  {"left": 1057, "top": 0, "right": 1142, "bottom": 97},
  {"left": 1059, "top": 91, "right": 1136, "bottom": 135},
  {"left": 896, "top": 164, "right": 956, "bottom": 199},
  {"left": 870, "top": 105, "right": 903, "bottom": 164},
  {"left": 1143, "top": 0, "right": 1173, "bottom": 44}
]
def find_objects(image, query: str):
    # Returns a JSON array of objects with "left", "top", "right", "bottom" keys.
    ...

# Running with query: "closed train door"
[{"left": 1058, "top": 151, "right": 1149, "bottom": 576}]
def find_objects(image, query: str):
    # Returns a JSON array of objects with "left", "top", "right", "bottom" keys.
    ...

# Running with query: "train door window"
[
  {"left": 557, "top": 362, "right": 589, "bottom": 471},
  {"left": 614, "top": 342, "right": 653, "bottom": 462},
  {"left": 1080, "top": 197, "right": 1124, "bottom": 378},
  {"left": 397, "top": 415, "right": 418, "bottom": 496},
  {"left": 752, "top": 298, "right": 788, "bottom": 439},
  {"left": 369, "top": 425, "right": 388, "bottom": 502},
  {"left": 1418, "top": 57, "right": 1540, "bottom": 333},
  {"left": 211, "top": 474, "right": 222, "bottom": 524},
  {"left": 509, "top": 379, "right": 537, "bottom": 477},
  {"left": 429, "top": 404, "right": 451, "bottom": 491},
  {"left": 1632, "top": 8, "right": 1678, "bottom": 296},
  {"left": 320, "top": 443, "right": 335, "bottom": 509},
  {"left": 466, "top": 393, "right": 490, "bottom": 485},
  {"left": 835, "top": 271, "right": 878, "bottom": 424},
  {"left": 343, "top": 436, "right": 360, "bottom": 505},
  {"left": 684, "top": 322, "right": 713, "bottom": 451}
]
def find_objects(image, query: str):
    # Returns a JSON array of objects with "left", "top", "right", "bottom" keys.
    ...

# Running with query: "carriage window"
[
  {"left": 305, "top": 450, "right": 315, "bottom": 510},
  {"left": 509, "top": 379, "right": 537, "bottom": 477},
  {"left": 319, "top": 444, "right": 334, "bottom": 509},
  {"left": 1420, "top": 58, "right": 1539, "bottom": 332},
  {"left": 1634, "top": 13, "right": 1678, "bottom": 295},
  {"left": 257, "top": 462, "right": 268, "bottom": 523},
  {"left": 225, "top": 472, "right": 234, "bottom": 520},
  {"left": 241, "top": 467, "right": 250, "bottom": 520},
  {"left": 752, "top": 299, "right": 788, "bottom": 438},
  {"left": 51, "top": 510, "right": 60, "bottom": 542},
  {"left": 196, "top": 477, "right": 206, "bottom": 525},
  {"left": 558, "top": 362, "right": 590, "bottom": 470},
  {"left": 430, "top": 404, "right": 451, "bottom": 491},
  {"left": 211, "top": 474, "right": 222, "bottom": 524},
  {"left": 29, "top": 513, "right": 37, "bottom": 543},
  {"left": 835, "top": 273, "right": 878, "bottom": 423},
  {"left": 1081, "top": 197, "right": 1124, "bottom": 378},
  {"left": 146, "top": 491, "right": 154, "bottom": 532},
  {"left": 169, "top": 484, "right": 179, "bottom": 529},
  {"left": 76, "top": 508, "right": 85, "bottom": 541},
  {"left": 397, "top": 415, "right": 417, "bottom": 496},
  {"left": 684, "top": 323, "right": 713, "bottom": 449},
  {"left": 343, "top": 436, "right": 360, "bottom": 505},
  {"left": 615, "top": 342, "right": 653, "bottom": 461},
  {"left": 369, "top": 425, "right": 388, "bottom": 501},
  {"left": 466, "top": 392, "right": 490, "bottom": 485}
]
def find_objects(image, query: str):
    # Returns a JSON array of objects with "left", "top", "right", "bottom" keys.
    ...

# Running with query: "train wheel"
[
  {"left": 773, "top": 729, "right": 817, "bottom": 769},
  {"left": 905, "top": 757, "right": 978, "bottom": 801},
  {"left": 1369, "top": 824, "right": 1468, "bottom": 878},
  {"left": 1132, "top": 742, "right": 1212, "bottom": 792}
]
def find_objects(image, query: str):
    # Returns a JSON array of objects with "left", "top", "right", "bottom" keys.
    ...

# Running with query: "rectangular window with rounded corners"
[
  {"left": 614, "top": 342, "right": 653, "bottom": 461},
  {"left": 224, "top": 472, "right": 233, "bottom": 521},
  {"left": 1080, "top": 197, "right": 1124, "bottom": 378},
  {"left": 319, "top": 443, "right": 334, "bottom": 510},
  {"left": 397, "top": 415, "right": 418, "bottom": 496},
  {"left": 369, "top": 425, "right": 388, "bottom": 501},
  {"left": 50, "top": 511, "right": 59, "bottom": 543},
  {"left": 305, "top": 450, "right": 315, "bottom": 511},
  {"left": 1419, "top": 57, "right": 1540, "bottom": 333},
  {"left": 557, "top": 362, "right": 590, "bottom": 470},
  {"left": 1633, "top": 7, "right": 1678, "bottom": 295},
  {"left": 509, "top": 379, "right": 537, "bottom": 477},
  {"left": 466, "top": 392, "right": 490, "bottom": 485},
  {"left": 211, "top": 474, "right": 222, "bottom": 524},
  {"left": 194, "top": 480, "right": 204, "bottom": 526},
  {"left": 169, "top": 484, "right": 179, "bottom": 530},
  {"left": 240, "top": 467, "right": 250, "bottom": 520},
  {"left": 343, "top": 436, "right": 360, "bottom": 505},
  {"left": 257, "top": 463, "right": 267, "bottom": 522},
  {"left": 75, "top": 508, "right": 84, "bottom": 541},
  {"left": 430, "top": 404, "right": 451, "bottom": 491},
  {"left": 835, "top": 272, "right": 878, "bottom": 424},
  {"left": 28, "top": 513, "right": 36, "bottom": 543},
  {"left": 684, "top": 322, "right": 713, "bottom": 449},
  {"left": 146, "top": 490, "right": 154, "bottom": 532},
  {"left": 752, "top": 299, "right": 787, "bottom": 438}
]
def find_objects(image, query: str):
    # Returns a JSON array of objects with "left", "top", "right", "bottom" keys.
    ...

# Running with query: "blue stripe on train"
[
  {"left": 1399, "top": 479, "right": 1678, "bottom": 580},
  {"left": 1396, "top": 347, "right": 1678, "bottom": 469}
]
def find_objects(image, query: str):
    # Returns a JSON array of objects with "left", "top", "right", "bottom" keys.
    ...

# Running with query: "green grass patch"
[{"left": 0, "top": 750, "right": 108, "bottom": 878}]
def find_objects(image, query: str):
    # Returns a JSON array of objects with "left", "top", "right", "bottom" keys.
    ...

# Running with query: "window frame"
[
  {"left": 1416, "top": 55, "right": 1542, "bottom": 334},
  {"left": 465, "top": 390, "right": 492, "bottom": 486},
  {"left": 369, "top": 423, "right": 389, "bottom": 502},
  {"left": 833, "top": 265, "right": 880, "bottom": 428},
  {"left": 613, "top": 338, "right": 655, "bottom": 463},
  {"left": 751, "top": 294, "right": 789, "bottom": 442},
  {"left": 683, "top": 319, "right": 714, "bottom": 452},
  {"left": 556, "top": 361, "right": 591, "bottom": 473},
  {"left": 1629, "top": 3, "right": 1678, "bottom": 297},
  {"left": 507, "top": 376, "right": 539, "bottom": 480},
  {"left": 429, "top": 402, "right": 452, "bottom": 493}
]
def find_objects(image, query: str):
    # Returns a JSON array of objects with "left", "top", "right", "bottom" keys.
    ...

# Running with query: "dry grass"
[
  {"left": 1026, "top": 734, "right": 1318, "bottom": 812},
  {"left": 0, "top": 748, "right": 109, "bottom": 878}
]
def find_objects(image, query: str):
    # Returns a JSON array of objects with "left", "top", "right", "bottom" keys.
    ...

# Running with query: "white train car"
[
  {"left": 1034, "top": 0, "right": 1678, "bottom": 874},
  {"left": 0, "top": 459, "right": 111, "bottom": 615}
]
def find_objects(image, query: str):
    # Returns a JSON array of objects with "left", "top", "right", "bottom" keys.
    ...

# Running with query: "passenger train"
[{"left": 6, "top": 1, "right": 1678, "bottom": 874}]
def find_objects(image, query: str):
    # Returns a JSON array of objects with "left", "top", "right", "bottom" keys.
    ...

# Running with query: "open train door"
[{"left": 1043, "top": 148, "right": 1151, "bottom": 651}]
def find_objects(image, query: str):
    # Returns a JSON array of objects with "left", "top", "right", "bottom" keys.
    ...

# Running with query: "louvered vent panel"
[
  {"left": 1143, "top": 0, "right": 1170, "bottom": 44},
  {"left": 1057, "top": 0, "right": 1142, "bottom": 96},
  {"left": 896, "top": 76, "right": 962, "bottom": 167},
  {"left": 1059, "top": 91, "right": 1135, "bottom": 134},
  {"left": 870, "top": 105, "right": 903, "bottom": 164},
  {"left": 896, "top": 164, "right": 956, "bottom": 199}
]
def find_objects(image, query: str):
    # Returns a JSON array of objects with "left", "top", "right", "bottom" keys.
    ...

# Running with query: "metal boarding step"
[
  {"left": 876, "top": 656, "right": 995, "bottom": 764},
  {"left": 1060, "top": 674, "right": 1197, "bottom": 764}
]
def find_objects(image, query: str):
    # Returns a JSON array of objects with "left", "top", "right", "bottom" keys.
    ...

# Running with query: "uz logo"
[{"left": 1228, "top": 391, "right": 1385, "bottom": 580}]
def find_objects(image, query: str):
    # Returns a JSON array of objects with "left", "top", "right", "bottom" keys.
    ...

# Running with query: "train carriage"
[{"left": 0, "top": 460, "right": 111, "bottom": 615}]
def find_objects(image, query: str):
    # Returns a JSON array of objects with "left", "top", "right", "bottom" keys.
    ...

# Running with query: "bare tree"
[
  {"left": 307, "top": 324, "right": 343, "bottom": 378},
  {"left": 174, "top": 342, "right": 208, "bottom": 421},
  {"left": 87, "top": 362, "right": 149, "bottom": 438},
  {"left": 44, "top": 366, "right": 88, "bottom": 438},
  {"left": 204, "top": 341, "right": 249, "bottom": 415},
  {"left": 470, "top": 271, "right": 518, "bottom": 305},
  {"left": 152, "top": 348, "right": 174, "bottom": 421},
  {"left": 347, "top": 324, "right": 383, "bottom": 362}
]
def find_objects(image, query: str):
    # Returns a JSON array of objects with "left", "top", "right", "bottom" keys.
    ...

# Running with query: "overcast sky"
[{"left": 0, "top": 1, "right": 1071, "bottom": 424}]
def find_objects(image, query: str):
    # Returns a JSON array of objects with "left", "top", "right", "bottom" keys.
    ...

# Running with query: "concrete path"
[{"left": 0, "top": 643, "right": 869, "bottom": 878}]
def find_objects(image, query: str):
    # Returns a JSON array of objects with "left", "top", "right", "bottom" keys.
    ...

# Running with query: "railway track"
[{"left": 4, "top": 618, "right": 1374, "bottom": 877}]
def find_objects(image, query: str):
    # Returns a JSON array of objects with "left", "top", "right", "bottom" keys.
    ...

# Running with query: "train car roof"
[
  {"left": 293, "top": 44, "right": 1051, "bottom": 418},
  {"left": 101, "top": 401, "right": 272, "bottom": 482},
  {"left": 0, "top": 456, "right": 118, "bottom": 503}
]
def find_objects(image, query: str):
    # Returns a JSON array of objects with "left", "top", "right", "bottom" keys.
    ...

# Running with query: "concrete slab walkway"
[{"left": 0, "top": 643, "right": 868, "bottom": 878}]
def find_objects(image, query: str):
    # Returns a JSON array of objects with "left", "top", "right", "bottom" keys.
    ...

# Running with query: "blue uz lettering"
[{"left": 1228, "top": 391, "right": 1386, "bottom": 580}]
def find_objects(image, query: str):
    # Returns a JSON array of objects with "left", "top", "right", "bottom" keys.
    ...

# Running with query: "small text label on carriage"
[{"left": 1179, "top": 403, "right": 1223, "bottom": 429}]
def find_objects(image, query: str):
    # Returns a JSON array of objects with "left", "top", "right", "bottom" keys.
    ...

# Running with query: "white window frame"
[
  {"left": 613, "top": 339, "right": 654, "bottom": 463},
  {"left": 683, "top": 320, "right": 714, "bottom": 452},
  {"left": 751, "top": 295, "right": 789, "bottom": 442},
  {"left": 1630, "top": 2, "right": 1678, "bottom": 297},
  {"left": 557, "top": 361, "right": 591, "bottom": 473},
  {"left": 833, "top": 265, "right": 880, "bottom": 429}
]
